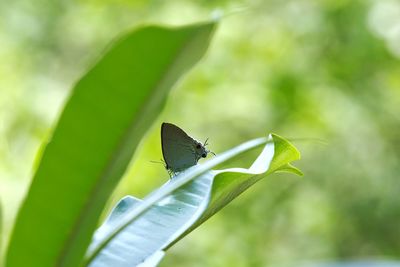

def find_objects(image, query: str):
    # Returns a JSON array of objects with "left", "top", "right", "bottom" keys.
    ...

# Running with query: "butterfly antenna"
[
  {"left": 203, "top": 138, "right": 215, "bottom": 156},
  {"left": 204, "top": 137, "right": 209, "bottom": 146}
]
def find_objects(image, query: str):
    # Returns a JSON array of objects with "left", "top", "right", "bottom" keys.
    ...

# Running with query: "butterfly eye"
[
  {"left": 202, "top": 153, "right": 207, "bottom": 158},
  {"left": 196, "top": 144, "right": 201, "bottom": 149}
]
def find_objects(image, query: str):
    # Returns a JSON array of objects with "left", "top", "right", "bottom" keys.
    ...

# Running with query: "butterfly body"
[{"left": 161, "top": 122, "right": 211, "bottom": 175}]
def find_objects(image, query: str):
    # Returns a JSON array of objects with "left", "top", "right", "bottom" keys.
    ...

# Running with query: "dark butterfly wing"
[{"left": 161, "top": 123, "right": 198, "bottom": 172}]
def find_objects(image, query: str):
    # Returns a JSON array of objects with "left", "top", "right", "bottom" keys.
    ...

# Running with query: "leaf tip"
[{"left": 271, "top": 133, "right": 302, "bottom": 161}]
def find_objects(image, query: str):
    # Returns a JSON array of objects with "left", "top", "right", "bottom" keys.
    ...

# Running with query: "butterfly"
[{"left": 161, "top": 122, "right": 214, "bottom": 176}]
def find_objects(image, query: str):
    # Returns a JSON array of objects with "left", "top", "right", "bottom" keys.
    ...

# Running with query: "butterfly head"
[
  {"left": 194, "top": 141, "right": 208, "bottom": 159},
  {"left": 194, "top": 138, "right": 215, "bottom": 159}
]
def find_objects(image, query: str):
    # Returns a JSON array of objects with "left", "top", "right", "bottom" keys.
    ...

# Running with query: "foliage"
[
  {"left": 87, "top": 135, "right": 300, "bottom": 266},
  {"left": 4, "top": 22, "right": 216, "bottom": 267},
  {"left": 1, "top": 0, "right": 400, "bottom": 266},
  {"left": 2, "top": 18, "right": 302, "bottom": 267}
]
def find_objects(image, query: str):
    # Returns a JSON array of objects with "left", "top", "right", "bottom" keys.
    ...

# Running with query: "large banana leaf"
[
  {"left": 86, "top": 134, "right": 301, "bottom": 267},
  {"left": 5, "top": 22, "right": 216, "bottom": 267}
]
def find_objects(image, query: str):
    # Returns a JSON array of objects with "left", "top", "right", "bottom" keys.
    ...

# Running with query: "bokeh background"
[{"left": 1, "top": 0, "right": 400, "bottom": 266}]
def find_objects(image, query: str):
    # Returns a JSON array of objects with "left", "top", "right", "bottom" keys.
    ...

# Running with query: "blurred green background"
[{"left": 1, "top": 0, "right": 400, "bottom": 266}]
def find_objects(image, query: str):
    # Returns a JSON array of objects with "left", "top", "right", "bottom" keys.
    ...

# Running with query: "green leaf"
[
  {"left": 86, "top": 134, "right": 301, "bottom": 267},
  {"left": 5, "top": 22, "right": 216, "bottom": 267}
]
